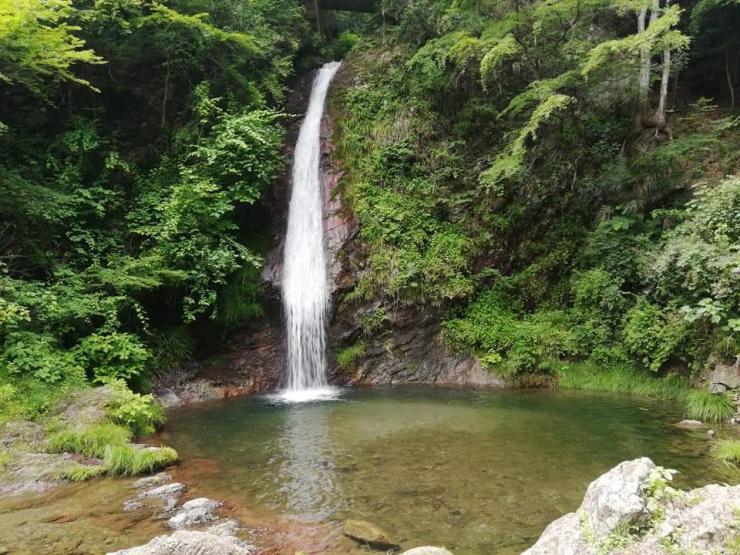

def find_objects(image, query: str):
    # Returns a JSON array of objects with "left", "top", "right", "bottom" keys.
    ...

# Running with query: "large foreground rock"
[
  {"left": 401, "top": 548, "right": 454, "bottom": 555},
  {"left": 524, "top": 457, "right": 740, "bottom": 555},
  {"left": 108, "top": 528, "right": 253, "bottom": 555}
]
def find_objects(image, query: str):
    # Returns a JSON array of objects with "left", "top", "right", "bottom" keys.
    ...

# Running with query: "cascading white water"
[{"left": 280, "top": 61, "right": 342, "bottom": 402}]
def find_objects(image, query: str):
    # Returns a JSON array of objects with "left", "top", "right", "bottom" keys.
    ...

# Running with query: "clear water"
[
  {"left": 160, "top": 386, "right": 733, "bottom": 554},
  {"left": 281, "top": 61, "right": 342, "bottom": 400}
]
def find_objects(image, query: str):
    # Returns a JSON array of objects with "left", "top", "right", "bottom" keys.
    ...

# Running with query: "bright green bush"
[
  {"left": 106, "top": 381, "right": 165, "bottom": 437},
  {"left": 622, "top": 300, "right": 690, "bottom": 372}
]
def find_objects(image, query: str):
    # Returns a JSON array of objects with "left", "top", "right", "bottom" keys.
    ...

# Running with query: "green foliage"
[
  {"left": 56, "top": 463, "right": 106, "bottom": 482},
  {"left": 106, "top": 382, "right": 165, "bottom": 437},
  {"left": 0, "top": 0, "right": 306, "bottom": 422},
  {"left": 0, "top": 0, "right": 103, "bottom": 98},
  {"left": 622, "top": 300, "right": 690, "bottom": 373},
  {"left": 685, "top": 390, "right": 735, "bottom": 422}
]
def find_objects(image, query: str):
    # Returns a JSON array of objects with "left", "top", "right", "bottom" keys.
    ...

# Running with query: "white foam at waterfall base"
[{"left": 279, "top": 61, "right": 342, "bottom": 403}]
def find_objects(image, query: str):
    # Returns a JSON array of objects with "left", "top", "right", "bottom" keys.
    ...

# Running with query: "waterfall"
[{"left": 280, "top": 61, "right": 342, "bottom": 402}]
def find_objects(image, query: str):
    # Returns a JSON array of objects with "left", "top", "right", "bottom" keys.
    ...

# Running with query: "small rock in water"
[
  {"left": 168, "top": 497, "right": 221, "bottom": 529},
  {"left": 133, "top": 473, "right": 171, "bottom": 489},
  {"left": 675, "top": 419, "right": 703, "bottom": 428},
  {"left": 401, "top": 548, "right": 454, "bottom": 555},
  {"left": 122, "top": 499, "right": 144, "bottom": 512},
  {"left": 138, "top": 482, "right": 186, "bottom": 499},
  {"left": 342, "top": 519, "right": 400, "bottom": 551}
]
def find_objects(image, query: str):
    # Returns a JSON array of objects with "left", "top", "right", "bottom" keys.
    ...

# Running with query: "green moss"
[
  {"left": 103, "top": 445, "right": 178, "bottom": 476},
  {"left": 335, "top": 341, "right": 366, "bottom": 369},
  {"left": 47, "top": 423, "right": 132, "bottom": 458},
  {"left": 685, "top": 390, "right": 735, "bottom": 422}
]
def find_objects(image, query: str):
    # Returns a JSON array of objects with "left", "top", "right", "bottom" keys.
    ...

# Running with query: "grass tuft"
[
  {"left": 555, "top": 361, "right": 690, "bottom": 400},
  {"left": 335, "top": 341, "right": 366, "bottom": 369},
  {"left": 712, "top": 439, "right": 740, "bottom": 466},
  {"left": 103, "top": 445, "right": 178, "bottom": 476},
  {"left": 57, "top": 463, "right": 106, "bottom": 482},
  {"left": 47, "top": 423, "right": 132, "bottom": 458},
  {"left": 685, "top": 390, "right": 735, "bottom": 422}
]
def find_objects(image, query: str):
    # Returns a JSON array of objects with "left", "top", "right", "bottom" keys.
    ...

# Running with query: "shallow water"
[{"left": 159, "top": 386, "right": 733, "bottom": 554}]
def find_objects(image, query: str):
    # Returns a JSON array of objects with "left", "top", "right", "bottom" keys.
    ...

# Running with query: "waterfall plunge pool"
[{"left": 157, "top": 386, "right": 732, "bottom": 554}]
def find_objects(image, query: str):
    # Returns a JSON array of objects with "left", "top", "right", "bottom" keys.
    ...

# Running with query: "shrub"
[
  {"left": 685, "top": 390, "right": 735, "bottom": 422},
  {"left": 106, "top": 381, "right": 165, "bottom": 437},
  {"left": 103, "top": 445, "right": 178, "bottom": 476},
  {"left": 47, "top": 423, "right": 132, "bottom": 458},
  {"left": 622, "top": 299, "right": 689, "bottom": 372},
  {"left": 75, "top": 332, "right": 150, "bottom": 383}
]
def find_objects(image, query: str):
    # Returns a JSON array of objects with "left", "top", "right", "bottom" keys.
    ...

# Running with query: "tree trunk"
[
  {"left": 637, "top": 6, "right": 650, "bottom": 128},
  {"left": 654, "top": 45, "right": 670, "bottom": 131}
]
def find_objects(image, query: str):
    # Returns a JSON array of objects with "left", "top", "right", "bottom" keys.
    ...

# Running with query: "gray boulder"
[
  {"left": 134, "top": 473, "right": 172, "bottom": 489},
  {"left": 524, "top": 457, "right": 740, "bottom": 555},
  {"left": 139, "top": 482, "right": 186, "bottom": 499},
  {"left": 168, "top": 498, "right": 222, "bottom": 529},
  {"left": 107, "top": 528, "right": 253, "bottom": 555}
]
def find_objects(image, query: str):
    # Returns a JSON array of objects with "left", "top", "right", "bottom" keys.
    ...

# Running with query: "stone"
[
  {"left": 123, "top": 500, "right": 144, "bottom": 512},
  {"left": 138, "top": 482, "right": 186, "bottom": 499},
  {"left": 133, "top": 473, "right": 172, "bottom": 489},
  {"left": 107, "top": 530, "right": 253, "bottom": 555},
  {"left": 579, "top": 457, "right": 655, "bottom": 537},
  {"left": 342, "top": 519, "right": 400, "bottom": 551},
  {"left": 168, "top": 498, "right": 222, "bottom": 529},
  {"left": 401, "top": 547, "right": 454, "bottom": 555},
  {"left": 675, "top": 419, "right": 703, "bottom": 428},
  {"left": 524, "top": 458, "right": 740, "bottom": 555},
  {"left": 704, "top": 362, "right": 740, "bottom": 393},
  {"left": 523, "top": 512, "right": 595, "bottom": 555}
]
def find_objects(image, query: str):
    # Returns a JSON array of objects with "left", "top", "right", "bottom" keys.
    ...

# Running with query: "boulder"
[
  {"left": 524, "top": 457, "right": 740, "bottom": 555},
  {"left": 704, "top": 362, "right": 740, "bottom": 393},
  {"left": 401, "top": 547, "right": 454, "bottom": 555},
  {"left": 579, "top": 457, "right": 655, "bottom": 537},
  {"left": 342, "top": 519, "right": 400, "bottom": 551},
  {"left": 168, "top": 498, "right": 222, "bottom": 529},
  {"left": 107, "top": 528, "right": 253, "bottom": 555}
]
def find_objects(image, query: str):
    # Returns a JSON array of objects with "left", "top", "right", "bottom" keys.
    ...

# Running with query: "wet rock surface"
[
  {"left": 524, "top": 457, "right": 740, "bottom": 555},
  {"left": 168, "top": 497, "right": 222, "bottom": 529},
  {"left": 342, "top": 519, "right": 400, "bottom": 551},
  {"left": 401, "top": 548, "right": 455, "bottom": 555},
  {"left": 108, "top": 527, "right": 254, "bottom": 555}
]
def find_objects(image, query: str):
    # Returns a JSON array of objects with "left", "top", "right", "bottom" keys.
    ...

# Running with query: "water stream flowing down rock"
[{"left": 280, "top": 61, "right": 342, "bottom": 402}]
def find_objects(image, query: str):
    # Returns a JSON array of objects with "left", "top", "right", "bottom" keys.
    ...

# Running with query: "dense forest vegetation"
[
  {"left": 333, "top": 0, "right": 739, "bottom": 419},
  {"left": 0, "top": 0, "right": 738, "bottom": 432}
]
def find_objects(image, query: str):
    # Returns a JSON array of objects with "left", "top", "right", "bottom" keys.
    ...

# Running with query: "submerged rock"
[
  {"left": 524, "top": 457, "right": 740, "bottom": 555},
  {"left": 108, "top": 528, "right": 253, "bottom": 555},
  {"left": 133, "top": 473, "right": 172, "bottom": 489},
  {"left": 138, "top": 482, "right": 186, "bottom": 499},
  {"left": 168, "top": 497, "right": 222, "bottom": 529},
  {"left": 401, "top": 547, "right": 454, "bottom": 555},
  {"left": 342, "top": 519, "right": 400, "bottom": 551},
  {"left": 674, "top": 419, "right": 703, "bottom": 428}
]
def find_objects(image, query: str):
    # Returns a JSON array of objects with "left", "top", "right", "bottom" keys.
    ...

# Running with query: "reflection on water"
[
  {"left": 277, "top": 403, "right": 342, "bottom": 520},
  {"left": 163, "top": 387, "right": 735, "bottom": 554}
]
